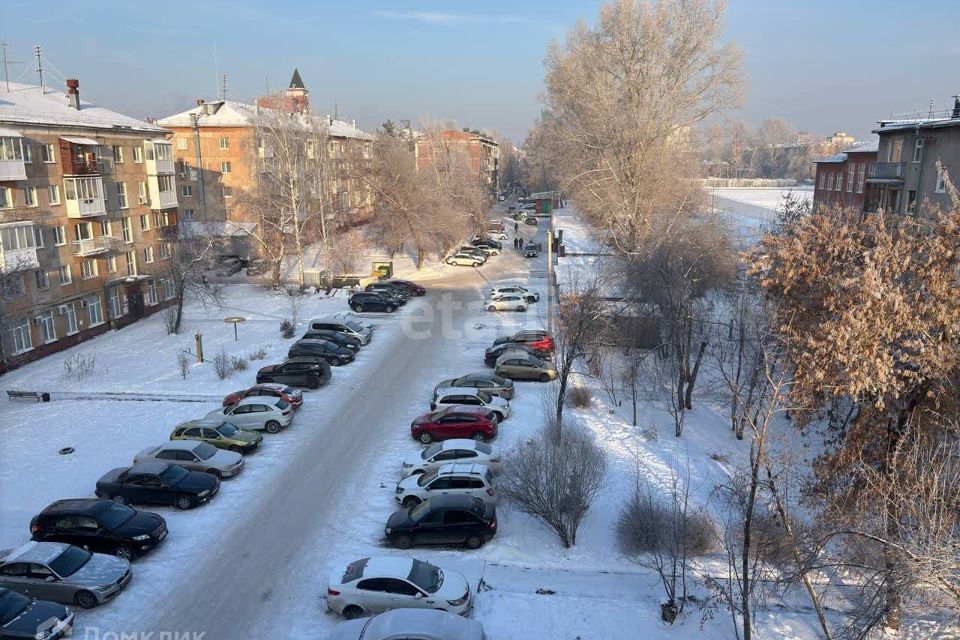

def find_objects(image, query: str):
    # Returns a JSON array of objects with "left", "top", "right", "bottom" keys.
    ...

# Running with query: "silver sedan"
[{"left": 134, "top": 440, "right": 244, "bottom": 479}]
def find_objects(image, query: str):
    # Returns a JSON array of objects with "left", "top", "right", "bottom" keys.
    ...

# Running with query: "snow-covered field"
[{"left": 709, "top": 186, "right": 814, "bottom": 245}]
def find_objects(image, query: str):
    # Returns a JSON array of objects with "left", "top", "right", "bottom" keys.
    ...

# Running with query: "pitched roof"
[
  {"left": 289, "top": 68, "right": 305, "bottom": 90},
  {"left": 0, "top": 82, "right": 166, "bottom": 134}
]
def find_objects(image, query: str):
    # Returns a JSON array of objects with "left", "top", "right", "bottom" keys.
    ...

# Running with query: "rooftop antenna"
[
  {"left": 213, "top": 43, "right": 219, "bottom": 99},
  {"left": 928, "top": 99, "right": 935, "bottom": 118},
  {"left": 34, "top": 44, "right": 45, "bottom": 92},
  {"left": 1, "top": 43, "right": 16, "bottom": 92},
  {"left": 221, "top": 74, "right": 228, "bottom": 101},
  {"left": 334, "top": 100, "right": 339, "bottom": 121},
  {"left": 265, "top": 76, "right": 270, "bottom": 96}
]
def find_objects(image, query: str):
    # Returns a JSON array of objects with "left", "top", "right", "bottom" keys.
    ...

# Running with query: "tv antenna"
[
  {"left": 1, "top": 42, "right": 24, "bottom": 92},
  {"left": 34, "top": 45, "right": 45, "bottom": 91}
]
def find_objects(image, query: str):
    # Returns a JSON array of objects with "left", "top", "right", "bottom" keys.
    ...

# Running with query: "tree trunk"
[{"left": 684, "top": 340, "right": 708, "bottom": 410}]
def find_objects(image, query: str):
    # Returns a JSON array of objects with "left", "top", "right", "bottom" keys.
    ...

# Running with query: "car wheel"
[
  {"left": 308, "top": 376, "right": 321, "bottom": 390},
  {"left": 473, "top": 262, "right": 481, "bottom": 267},
  {"left": 487, "top": 305, "right": 497, "bottom": 312},
  {"left": 517, "top": 305, "right": 526, "bottom": 312},
  {"left": 265, "top": 420, "right": 282, "bottom": 434},
  {"left": 472, "top": 432, "right": 488, "bottom": 443},
  {"left": 494, "top": 411, "right": 505, "bottom": 422},
  {"left": 355, "top": 304, "right": 364, "bottom": 312},
  {"left": 114, "top": 546, "right": 134, "bottom": 561},
  {"left": 342, "top": 605, "right": 365, "bottom": 620},
  {"left": 175, "top": 496, "right": 194, "bottom": 510},
  {"left": 465, "top": 535, "right": 483, "bottom": 549},
  {"left": 539, "top": 373, "right": 550, "bottom": 382},
  {"left": 418, "top": 432, "right": 434, "bottom": 444},
  {"left": 330, "top": 357, "right": 342, "bottom": 367},
  {"left": 385, "top": 305, "right": 395, "bottom": 313},
  {"left": 402, "top": 496, "right": 421, "bottom": 508},
  {"left": 229, "top": 445, "right": 243, "bottom": 454},
  {"left": 112, "top": 494, "right": 128, "bottom": 506},
  {"left": 393, "top": 534, "right": 413, "bottom": 550},
  {"left": 75, "top": 590, "right": 99, "bottom": 609},
  {"left": 206, "top": 469, "right": 223, "bottom": 479}
]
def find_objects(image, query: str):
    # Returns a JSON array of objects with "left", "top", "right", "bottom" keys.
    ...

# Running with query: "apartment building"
[
  {"left": 0, "top": 80, "right": 178, "bottom": 372},
  {"left": 812, "top": 140, "right": 878, "bottom": 213},
  {"left": 415, "top": 129, "right": 500, "bottom": 192}
]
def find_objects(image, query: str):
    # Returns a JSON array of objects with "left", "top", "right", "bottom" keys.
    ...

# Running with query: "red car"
[
  {"left": 222, "top": 383, "right": 304, "bottom": 410},
  {"left": 410, "top": 405, "right": 499, "bottom": 444},
  {"left": 492, "top": 329, "right": 555, "bottom": 354}
]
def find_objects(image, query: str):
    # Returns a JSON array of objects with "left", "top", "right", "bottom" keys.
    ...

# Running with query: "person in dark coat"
[{"left": 514, "top": 221, "right": 519, "bottom": 233}]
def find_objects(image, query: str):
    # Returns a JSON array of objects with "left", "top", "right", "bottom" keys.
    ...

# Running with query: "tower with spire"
[{"left": 255, "top": 69, "right": 310, "bottom": 114}]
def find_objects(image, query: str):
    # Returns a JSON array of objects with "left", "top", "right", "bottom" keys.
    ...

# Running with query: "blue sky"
[{"left": 3, "top": 0, "right": 958, "bottom": 142}]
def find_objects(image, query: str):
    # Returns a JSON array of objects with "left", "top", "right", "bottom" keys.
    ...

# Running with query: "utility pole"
[
  {"left": 34, "top": 45, "right": 44, "bottom": 92},
  {"left": 1, "top": 43, "right": 10, "bottom": 91},
  {"left": 547, "top": 208, "right": 554, "bottom": 333},
  {"left": 221, "top": 74, "right": 228, "bottom": 101}
]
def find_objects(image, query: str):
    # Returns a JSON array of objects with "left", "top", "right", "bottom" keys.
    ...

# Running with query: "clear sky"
[{"left": 2, "top": 0, "right": 958, "bottom": 143}]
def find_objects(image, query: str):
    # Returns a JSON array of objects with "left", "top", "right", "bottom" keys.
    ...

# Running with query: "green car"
[{"left": 170, "top": 419, "right": 263, "bottom": 454}]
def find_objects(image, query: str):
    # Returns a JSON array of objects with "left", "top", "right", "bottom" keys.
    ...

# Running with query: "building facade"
[
  {"left": 812, "top": 141, "right": 878, "bottom": 213},
  {"left": 415, "top": 130, "right": 500, "bottom": 192},
  {"left": 0, "top": 81, "right": 179, "bottom": 372}
]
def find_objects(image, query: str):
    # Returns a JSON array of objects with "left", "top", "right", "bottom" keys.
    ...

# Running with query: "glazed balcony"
[
  {"left": 72, "top": 235, "right": 124, "bottom": 257},
  {"left": 0, "top": 133, "right": 27, "bottom": 181},
  {"left": 145, "top": 140, "right": 175, "bottom": 175},
  {"left": 0, "top": 222, "right": 39, "bottom": 272},
  {"left": 64, "top": 176, "right": 107, "bottom": 218}
]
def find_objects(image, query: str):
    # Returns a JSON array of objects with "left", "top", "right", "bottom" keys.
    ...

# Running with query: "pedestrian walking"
[{"left": 514, "top": 221, "right": 519, "bottom": 233}]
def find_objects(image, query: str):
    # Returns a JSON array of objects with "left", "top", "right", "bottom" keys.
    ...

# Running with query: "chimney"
[
  {"left": 66, "top": 79, "right": 80, "bottom": 110},
  {"left": 351, "top": 119, "right": 356, "bottom": 130},
  {"left": 953, "top": 95, "right": 960, "bottom": 119},
  {"left": 196, "top": 98, "right": 205, "bottom": 106}
]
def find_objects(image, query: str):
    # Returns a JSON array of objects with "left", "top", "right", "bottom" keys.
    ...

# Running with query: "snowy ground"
[{"left": 708, "top": 186, "right": 813, "bottom": 246}]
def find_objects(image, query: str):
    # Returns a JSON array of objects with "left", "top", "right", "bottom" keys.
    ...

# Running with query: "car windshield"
[
  {"left": 342, "top": 557, "right": 369, "bottom": 583},
  {"left": 421, "top": 443, "right": 443, "bottom": 460},
  {"left": 0, "top": 589, "right": 30, "bottom": 625},
  {"left": 159, "top": 464, "right": 189, "bottom": 485},
  {"left": 408, "top": 559, "right": 443, "bottom": 593},
  {"left": 276, "top": 400, "right": 290, "bottom": 411},
  {"left": 282, "top": 386, "right": 298, "bottom": 395},
  {"left": 217, "top": 422, "right": 240, "bottom": 437},
  {"left": 477, "top": 391, "right": 493, "bottom": 403},
  {"left": 99, "top": 502, "right": 136, "bottom": 529},
  {"left": 49, "top": 545, "right": 92, "bottom": 577},
  {"left": 408, "top": 501, "right": 431, "bottom": 520},
  {"left": 417, "top": 470, "right": 439, "bottom": 487},
  {"left": 194, "top": 442, "right": 218, "bottom": 461},
  {"left": 345, "top": 321, "right": 364, "bottom": 332}
]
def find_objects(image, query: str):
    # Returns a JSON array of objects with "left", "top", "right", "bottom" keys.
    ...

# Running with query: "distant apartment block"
[
  {"left": 415, "top": 130, "right": 500, "bottom": 192},
  {"left": 812, "top": 141, "right": 878, "bottom": 213},
  {"left": 0, "top": 80, "right": 178, "bottom": 372}
]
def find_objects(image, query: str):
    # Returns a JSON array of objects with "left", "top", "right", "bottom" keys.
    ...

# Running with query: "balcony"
[
  {"left": 60, "top": 137, "right": 102, "bottom": 176},
  {"left": 0, "top": 222, "right": 39, "bottom": 272},
  {"left": 0, "top": 131, "right": 27, "bottom": 181},
  {"left": 867, "top": 162, "right": 906, "bottom": 181},
  {"left": 64, "top": 176, "right": 107, "bottom": 218},
  {"left": 148, "top": 175, "right": 178, "bottom": 210},
  {"left": 145, "top": 140, "right": 175, "bottom": 175},
  {"left": 72, "top": 235, "right": 124, "bottom": 257}
]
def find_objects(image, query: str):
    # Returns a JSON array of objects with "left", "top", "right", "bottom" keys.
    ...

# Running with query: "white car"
[
  {"left": 401, "top": 439, "right": 501, "bottom": 476},
  {"left": 395, "top": 463, "right": 497, "bottom": 507},
  {"left": 327, "top": 557, "right": 472, "bottom": 619},
  {"left": 484, "top": 294, "right": 528, "bottom": 312},
  {"left": 431, "top": 387, "right": 511, "bottom": 420},
  {"left": 473, "top": 244, "right": 500, "bottom": 257},
  {"left": 490, "top": 286, "right": 539, "bottom": 303},
  {"left": 133, "top": 440, "right": 244, "bottom": 478},
  {"left": 327, "top": 609, "right": 485, "bottom": 640},
  {"left": 205, "top": 396, "right": 293, "bottom": 434},
  {"left": 446, "top": 253, "right": 483, "bottom": 267}
]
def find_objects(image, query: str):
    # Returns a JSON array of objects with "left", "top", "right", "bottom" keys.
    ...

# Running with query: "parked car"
[
  {"left": 431, "top": 388, "right": 511, "bottom": 421},
  {"left": 385, "top": 495, "right": 497, "bottom": 550},
  {"left": 490, "top": 286, "right": 539, "bottom": 303},
  {"left": 456, "top": 246, "right": 488, "bottom": 262},
  {"left": 484, "top": 294, "right": 528, "bottom": 312},
  {"left": 483, "top": 342, "right": 550, "bottom": 367},
  {"left": 206, "top": 396, "right": 293, "bottom": 434},
  {"left": 301, "top": 330, "right": 361, "bottom": 352},
  {"left": 326, "top": 557, "right": 472, "bottom": 619},
  {"left": 134, "top": 441, "right": 244, "bottom": 479},
  {"left": 288, "top": 339, "right": 356, "bottom": 367},
  {"left": 524, "top": 216, "right": 538, "bottom": 227},
  {"left": 30, "top": 499, "right": 166, "bottom": 561},
  {"left": 256, "top": 359, "right": 332, "bottom": 389},
  {"left": 486, "top": 229, "right": 508, "bottom": 241},
  {"left": 245, "top": 258, "right": 270, "bottom": 277},
  {"left": 0, "top": 543, "right": 131, "bottom": 609},
  {"left": 433, "top": 372, "right": 515, "bottom": 400},
  {"left": 171, "top": 419, "right": 263, "bottom": 454},
  {"left": 223, "top": 383, "right": 304, "bottom": 409},
  {"left": 387, "top": 279, "right": 426, "bottom": 296},
  {"left": 513, "top": 210, "right": 528, "bottom": 221},
  {"left": 492, "top": 329, "right": 555, "bottom": 353},
  {"left": 487, "top": 221, "right": 506, "bottom": 233},
  {"left": 401, "top": 440, "right": 501, "bottom": 477},
  {"left": 308, "top": 317, "right": 374, "bottom": 344},
  {"left": 445, "top": 254, "right": 483, "bottom": 267},
  {"left": 326, "top": 609, "right": 484, "bottom": 640},
  {"left": 349, "top": 292, "right": 400, "bottom": 314},
  {"left": 214, "top": 258, "right": 243, "bottom": 277},
  {"left": 495, "top": 352, "right": 558, "bottom": 382},
  {"left": 410, "top": 406, "right": 499, "bottom": 444},
  {"left": 472, "top": 237, "right": 502, "bottom": 250},
  {"left": 395, "top": 463, "right": 496, "bottom": 508},
  {"left": 364, "top": 282, "right": 410, "bottom": 300},
  {"left": 0, "top": 587, "right": 74, "bottom": 639},
  {"left": 95, "top": 461, "right": 219, "bottom": 510}
]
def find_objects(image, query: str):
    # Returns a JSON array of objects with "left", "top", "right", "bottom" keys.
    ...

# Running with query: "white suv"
[
  {"left": 395, "top": 463, "right": 496, "bottom": 507},
  {"left": 490, "top": 286, "right": 539, "bottom": 303},
  {"left": 401, "top": 439, "right": 501, "bottom": 476},
  {"left": 431, "top": 387, "right": 511, "bottom": 420},
  {"left": 205, "top": 397, "right": 293, "bottom": 434}
]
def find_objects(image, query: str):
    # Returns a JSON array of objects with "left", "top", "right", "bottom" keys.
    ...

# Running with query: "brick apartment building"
[
  {"left": 0, "top": 80, "right": 179, "bottom": 372},
  {"left": 415, "top": 129, "right": 500, "bottom": 192},
  {"left": 812, "top": 140, "right": 878, "bottom": 212}
]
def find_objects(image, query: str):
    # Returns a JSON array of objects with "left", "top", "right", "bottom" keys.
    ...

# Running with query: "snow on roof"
[
  {"left": 843, "top": 140, "right": 878, "bottom": 154},
  {"left": 814, "top": 153, "right": 847, "bottom": 164},
  {"left": 61, "top": 135, "right": 100, "bottom": 146},
  {"left": 0, "top": 82, "right": 167, "bottom": 134}
]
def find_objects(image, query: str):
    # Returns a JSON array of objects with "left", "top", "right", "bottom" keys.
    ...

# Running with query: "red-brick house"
[{"left": 812, "top": 140, "right": 878, "bottom": 212}]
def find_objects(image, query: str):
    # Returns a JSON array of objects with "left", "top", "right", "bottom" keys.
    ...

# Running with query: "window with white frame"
[
  {"left": 143, "top": 246, "right": 154, "bottom": 263},
  {"left": 33, "top": 226, "right": 44, "bottom": 248},
  {"left": 133, "top": 145, "right": 143, "bottom": 163},
  {"left": 121, "top": 217, "right": 132, "bottom": 243},
  {"left": 22, "top": 144, "right": 32, "bottom": 164},
  {"left": 41, "top": 143, "right": 55, "bottom": 163},
  {"left": 177, "top": 137, "right": 188, "bottom": 151},
  {"left": 64, "top": 304, "right": 78, "bottom": 334},
  {"left": 162, "top": 278, "right": 175, "bottom": 300},
  {"left": 152, "top": 212, "right": 161, "bottom": 228},
  {"left": 847, "top": 165, "right": 855, "bottom": 192},
  {"left": 835, "top": 174, "right": 843, "bottom": 191},
  {"left": 158, "top": 175, "right": 174, "bottom": 193},
  {"left": 221, "top": 161, "right": 232, "bottom": 173},
  {"left": 106, "top": 254, "right": 117, "bottom": 273},
  {"left": 100, "top": 220, "right": 111, "bottom": 237},
  {"left": 887, "top": 139, "right": 903, "bottom": 163},
  {"left": 0, "top": 273, "right": 24, "bottom": 299},
  {"left": 59, "top": 264, "right": 72, "bottom": 285},
  {"left": 139, "top": 214, "right": 149, "bottom": 231},
  {"left": 138, "top": 181, "right": 147, "bottom": 204},
  {"left": 125, "top": 250, "right": 137, "bottom": 275},
  {"left": 108, "top": 287, "right": 124, "bottom": 320},
  {"left": 936, "top": 165, "right": 949, "bottom": 193},
  {"left": 0, "top": 187, "right": 12, "bottom": 209},
  {"left": 218, "top": 137, "right": 230, "bottom": 150},
  {"left": 34, "top": 269, "right": 49, "bottom": 291},
  {"left": 87, "top": 295, "right": 104, "bottom": 326},
  {"left": 112, "top": 145, "right": 124, "bottom": 163},
  {"left": 9, "top": 316, "right": 31, "bottom": 354},
  {"left": 160, "top": 241, "right": 172, "bottom": 259},
  {"left": 36, "top": 311, "right": 56, "bottom": 343},
  {"left": 146, "top": 279, "right": 158, "bottom": 305},
  {"left": 0, "top": 225, "right": 35, "bottom": 252},
  {"left": 0, "top": 138, "right": 22, "bottom": 161},
  {"left": 857, "top": 164, "right": 865, "bottom": 194},
  {"left": 826, "top": 174, "right": 834, "bottom": 190},
  {"left": 53, "top": 225, "right": 66, "bottom": 246},
  {"left": 116, "top": 182, "right": 128, "bottom": 209},
  {"left": 48, "top": 184, "right": 61, "bottom": 205},
  {"left": 23, "top": 187, "right": 37, "bottom": 207},
  {"left": 182, "top": 208, "right": 194, "bottom": 221},
  {"left": 80, "top": 259, "right": 98, "bottom": 280},
  {"left": 74, "top": 222, "right": 93, "bottom": 242},
  {"left": 913, "top": 138, "right": 924, "bottom": 163},
  {"left": 181, "top": 184, "right": 193, "bottom": 197}
]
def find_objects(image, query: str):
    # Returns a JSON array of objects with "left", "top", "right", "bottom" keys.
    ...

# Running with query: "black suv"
[
  {"left": 472, "top": 237, "right": 503, "bottom": 250},
  {"left": 349, "top": 291, "right": 399, "bottom": 313},
  {"left": 30, "top": 499, "right": 167, "bottom": 560},
  {"left": 256, "top": 359, "right": 332, "bottom": 389},
  {"left": 385, "top": 495, "right": 497, "bottom": 550},
  {"left": 364, "top": 282, "right": 410, "bottom": 301},
  {"left": 95, "top": 461, "right": 220, "bottom": 511},
  {"left": 301, "top": 329, "right": 361, "bottom": 351},
  {"left": 287, "top": 339, "right": 355, "bottom": 366}
]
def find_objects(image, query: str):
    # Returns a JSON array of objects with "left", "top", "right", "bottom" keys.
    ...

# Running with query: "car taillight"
[
  {"left": 488, "top": 519, "right": 497, "bottom": 529},
  {"left": 327, "top": 588, "right": 340, "bottom": 596}
]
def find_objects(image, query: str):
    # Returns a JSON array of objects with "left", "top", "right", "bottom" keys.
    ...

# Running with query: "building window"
[
  {"left": 106, "top": 254, "right": 117, "bottom": 273},
  {"left": 33, "top": 226, "right": 44, "bottom": 248},
  {"left": 100, "top": 220, "right": 111, "bottom": 237},
  {"left": 22, "top": 144, "right": 32, "bottom": 164},
  {"left": 41, "top": 143, "right": 55, "bottom": 163},
  {"left": 835, "top": 174, "right": 843, "bottom": 192},
  {"left": 36, "top": 311, "right": 56, "bottom": 344},
  {"left": 181, "top": 184, "right": 193, "bottom": 198},
  {"left": 9, "top": 316, "right": 31, "bottom": 354},
  {"left": 125, "top": 250, "right": 137, "bottom": 275},
  {"left": 112, "top": 145, "right": 124, "bottom": 163},
  {"left": 936, "top": 166, "right": 949, "bottom": 193},
  {"left": 221, "top": 161, "right": 232, "bottom": 173},
  {"left": 176, "top": 159, "right": 187, "bottom": 177},
  {"left": 48, "top": 184, "right": 61, "bottom": 205},
  {"left": 0, "top": 187, "right": 12, "bottom": 209},
  {"left": 80, "top": 259, "right": 98, "bottom": 280},
  {"left": 108, "top": 288, "right": 123, "bottom": 319},
  {"left": 87, "top": 295, "right": 104, "bottom": 326},
  {"left": 53, "top": 225, "right": 66, "bottom": 246},
  {"left": 826, "top": 174, "right": 834, "bottom": 191},
  {"left": 223, "top": 186, "right": 233, "bottom": 198},
  {"left": 144, "top": 246, "right": 154, "bottom": 263},
  {"left": 116, "top": 182, "right": 128, "bottom": 209},
  {"left": 34, "top": 269, "right": 49, "bottom": 291},
  {"left": 59, "top": 264, "right": 72, "bottom": 285},
  {"left": 23, "top": 186, "right": 37, "bottom": 207},
  {"left": 1, "top": 225, "right": 35, "bottom": 252},
  {"left": 133, "top": 146, "right": 143, "bottom": 163},
  {"left": 121, "top": 217, "right": 132, "bottom": 243},
  {"left": 218, "top": 137, "right": 230, "bottom": 150},
  {"left": 153, "top": 212, "right": 161, "bottom": 228},
  {"left": 74, "top": 222, "right": 93, "bottom": 242},
  {"left": 138, "top": 181, "right": 147, "bottom": 204},
  {"left": 887, "top": 139, "right": 903, "bottom": 163},
  {"left": 856, "top": 163, "right": 865, "bottom": 194},
  {"left": 818, "top": 173, "right": 825, "bottom": 189},
  {"left": 139, "top": 214, "right": 149, "bottom": 231},
  {"left": 182, "top": 208, "right": 194, "bottom": 221},
  {"left": 160, "top": 241, "right": 172, "bottom": 259},
  {"left": 146, "top": 279, "right": 158, "bottom": 306},
  {"left": 158, "top": 175, "right": 174, "bottom": 193},
  {"left": 913, "top": 138, "right": 924, "bottom": 163},
  {"left": 177, "top": 138, "right": 188, "bottom": 151},
  {"left": 846, "top": 165, "right": 855, "bottom": 192},
  {"left": 64, "top": 304, "right": 78, "bottom": 334}
]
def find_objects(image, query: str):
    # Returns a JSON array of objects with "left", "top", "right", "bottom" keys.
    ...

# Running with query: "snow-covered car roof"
[
  {"left": 2, "top": 541, "right": 68, "bottom": 565},
  {"left": 434, "top": 463, "right": 489, "bottom": 477},
  {"left": 355, "top": 609, "right": 484, "bottom": 640},
  {"left": 434, "top": 387, "right": 485, "bottom": 399},
  {"left": 359, "top": 556, "right": 416, "bottom": 580}
]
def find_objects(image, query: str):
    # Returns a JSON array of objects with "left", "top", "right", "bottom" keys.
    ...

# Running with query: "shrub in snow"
[
  {"left": 61, "top": 351, "right": 98, "bottom": 381},
  {"left": 230, "top": 356, "right": 249, "bottom": 372},
  {"left": 248, "top": 346, "right": 268, "bottom": 361},
  {"left": 565, "top": 385, "right": 592, "bottom": 409},
  {"left": 212, "top": 349, "right": 233, "bottom": 380},
  {"left": 499, "top": 421, "right": 607, "bottom": 548},
  {"left": 279, "top": 319, "right": 295, "bottom": 339},
  {"left": 161, "top": 306, "right": 179, "bottom": 335},
  {"left": 177, "top": 352, "right": 191, "bottom": 380}
]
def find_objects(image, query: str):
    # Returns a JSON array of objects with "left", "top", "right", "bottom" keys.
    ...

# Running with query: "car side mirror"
[
  {"left": 45, "top": 575, "right": 57, "bottom": 582},
  {"left": 414, "top": 592, "right": 424, "bottom": 599}
]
